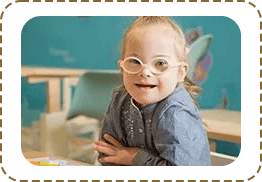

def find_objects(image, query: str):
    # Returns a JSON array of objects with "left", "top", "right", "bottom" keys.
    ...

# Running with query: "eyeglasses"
[{"left": 119, "top": 56, "right": 181, "bottom": 75}]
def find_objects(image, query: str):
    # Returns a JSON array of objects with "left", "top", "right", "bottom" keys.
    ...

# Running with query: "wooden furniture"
[
  {"left": 23, "top": 150, "right": 48, "bottom": 159},
  {"left": 21, "top": 66, "right": 86, "bottom": 113},
  {"left": 21, "top": 66, "right": 120, "bottom": 113},
  {"left": 210, "top": 151, "right": 237, "bottom": 166},
  {"left": 40, "top": 111, "right": 68, "bottom": 158},
  {"left": 201, "top": 109, "right": 241, "bottom": 143},
  {"left": 38, "top": 111, "right": 99, "bottom": 165},
  {"left": 23, "top": 150, "right": 91, "bottom": 166},
  {"left": 21, "top": 66, "right": 106, "bottom": 165},
  {"left": 200, "top": 109, "right": 241, "bottom": 151}
]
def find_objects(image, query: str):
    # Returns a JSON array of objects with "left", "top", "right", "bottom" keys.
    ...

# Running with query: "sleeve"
[
  {"left": 99, "top": 91, "right": 126, "bottom": 143},
  {"left": 132, "top": 148, "right": 174, "bottom": 166},
  {"left": 98, "top": 91, "right": 128, "bottom": 166},
  {"left": 132, "top": 106, "right": 211, "bottom": 166}
]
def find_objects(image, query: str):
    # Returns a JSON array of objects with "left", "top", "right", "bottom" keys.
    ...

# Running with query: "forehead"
[
  {"left": 124, "top": 24, "right": 177, "bottom": 57},
  {"left": 127, "top": 24, "right": 176, "bottom": 43}
]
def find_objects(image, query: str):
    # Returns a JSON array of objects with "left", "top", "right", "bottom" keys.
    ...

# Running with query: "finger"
[
  {"left": 103, "top": 134, "right": 123, "bottom": 147},
  {"left": 93, "top": 139, "right": 100, "bottom": 146},
  {"left": 94, "top": 140, "right": 115, "bottom": 149},
  {"left": 93, "top": 144, "right": 116, "bottom": 156}
]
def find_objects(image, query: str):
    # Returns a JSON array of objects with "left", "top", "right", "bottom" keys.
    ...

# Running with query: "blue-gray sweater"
[{"left": 100, "top": 85, "right": 211, "bottom": 166}]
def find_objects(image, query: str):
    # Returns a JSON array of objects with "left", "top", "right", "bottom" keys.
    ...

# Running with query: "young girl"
[{"left": 93, "top": 16, "right": 211, "bottom": 166}]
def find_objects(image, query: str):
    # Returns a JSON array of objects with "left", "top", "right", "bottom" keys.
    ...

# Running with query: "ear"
[
  {"left": 178, "top": 62, "right": 189, "bottom": 82},
  {"left": 118, "top": 60, "right": 124, "bottom": 73}
]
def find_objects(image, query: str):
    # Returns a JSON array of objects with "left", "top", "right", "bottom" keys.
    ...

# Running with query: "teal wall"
[
  {"left": 176, "top": 17, "right": 241, "bottom": 111},
  {"left": 21, "top": 16, "right": 241, "bottom": 156},
  {"left": 22, "top": 16, "right": 137, "bottom": 69}
]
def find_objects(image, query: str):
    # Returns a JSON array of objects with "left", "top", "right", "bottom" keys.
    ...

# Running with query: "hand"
[{"left": 93, "top": 134, "right": 140, "bottom": 165}]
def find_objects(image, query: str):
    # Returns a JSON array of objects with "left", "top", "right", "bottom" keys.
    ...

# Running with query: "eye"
[
  {"left": 154, "top": 59, "right": 169, "bottom": 72},
  {"left": 155, "top": 59, "right": 168, "bottom": 67},
  {"left": 128, "top": 58, "right": 140, "bottom": 65}
]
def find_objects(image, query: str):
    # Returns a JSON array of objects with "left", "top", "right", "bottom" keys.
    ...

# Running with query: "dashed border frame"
[{"left": 0, "top": 0, "right": 260, "bottom": 181}]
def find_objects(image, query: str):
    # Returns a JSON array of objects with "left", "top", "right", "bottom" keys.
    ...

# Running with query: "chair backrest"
[{"left": 67, "top": 70, "right": 122, "bottom": 120}]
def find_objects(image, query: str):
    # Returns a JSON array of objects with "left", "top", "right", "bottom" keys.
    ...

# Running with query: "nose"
[{"left": 139, "top": 66, "right": 153, "bottom": 78}]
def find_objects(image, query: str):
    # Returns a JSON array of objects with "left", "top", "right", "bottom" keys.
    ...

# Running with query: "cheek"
[
  {"left": 123, "top": 73, "right": 134, "bottom": 87},
  {"left": 158, "top": 71, "right": 179, "bottom": 91}
]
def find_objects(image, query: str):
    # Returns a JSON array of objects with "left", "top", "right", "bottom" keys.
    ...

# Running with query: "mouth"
[{"left": 135, "top": 84, "right": 157, "bottom": 89}]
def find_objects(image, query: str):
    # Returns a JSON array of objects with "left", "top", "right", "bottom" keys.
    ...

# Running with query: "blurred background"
[{"left": 21, "top": 16, "right": 241, "bottom": 166}]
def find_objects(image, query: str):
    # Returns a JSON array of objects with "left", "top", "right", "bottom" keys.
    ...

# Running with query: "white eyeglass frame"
[{"left": 119, "top": 56, "right": 182, "bottom": 75}]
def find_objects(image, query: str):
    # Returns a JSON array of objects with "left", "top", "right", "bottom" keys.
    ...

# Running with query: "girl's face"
[{"left": 120, "top": 24, "right": 188, "bottom": 106}]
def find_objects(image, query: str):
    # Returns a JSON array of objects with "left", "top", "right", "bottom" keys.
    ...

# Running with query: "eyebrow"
[
  {"left": 127, "top": 53, "right": 141, "bottom": 58},
  {"left": 127, "top": 53, "right": 170, "bottom": 59},
  {"left": 152, "top": 55, "right": 170, "bottom": 59}
]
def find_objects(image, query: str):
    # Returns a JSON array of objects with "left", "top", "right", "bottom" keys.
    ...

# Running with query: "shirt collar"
[{"left": 130, "top": 97, "right": 157, "bottom": 117}]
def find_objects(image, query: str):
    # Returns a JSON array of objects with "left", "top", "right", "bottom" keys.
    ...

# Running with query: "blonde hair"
[{"left": 120, "top": 16, "right": 201, "bottom": 107}]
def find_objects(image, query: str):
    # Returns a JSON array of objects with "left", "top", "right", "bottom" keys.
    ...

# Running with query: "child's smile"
[
  {"left": 134, "top": 82, "right": 158, "bottom": 94},
  {"left": 135, "top": 83, "right": 157, "bottom": 89}
]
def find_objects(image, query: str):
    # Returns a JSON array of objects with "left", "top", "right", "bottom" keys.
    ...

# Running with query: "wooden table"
[
  {"left": 23, "top": 150, "right": 92, "bottom": 166},
  {"left": 21, "top": 66, "right": 120, "bottom": 113},
  {"left": 21, "top": 66, "right": 86, "bottom": 113},
  {"left": 200, "top": 109, "right": 241, "bottom": 151}
]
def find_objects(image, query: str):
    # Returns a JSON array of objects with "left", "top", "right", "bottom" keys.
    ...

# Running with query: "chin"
[{"left": 134, "top": 97, "right": 159, "bottom": 106}]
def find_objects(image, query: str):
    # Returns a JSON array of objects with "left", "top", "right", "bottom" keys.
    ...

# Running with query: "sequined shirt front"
[{"left": 120, "top": 97, "right": 157, "bottom": 149}]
